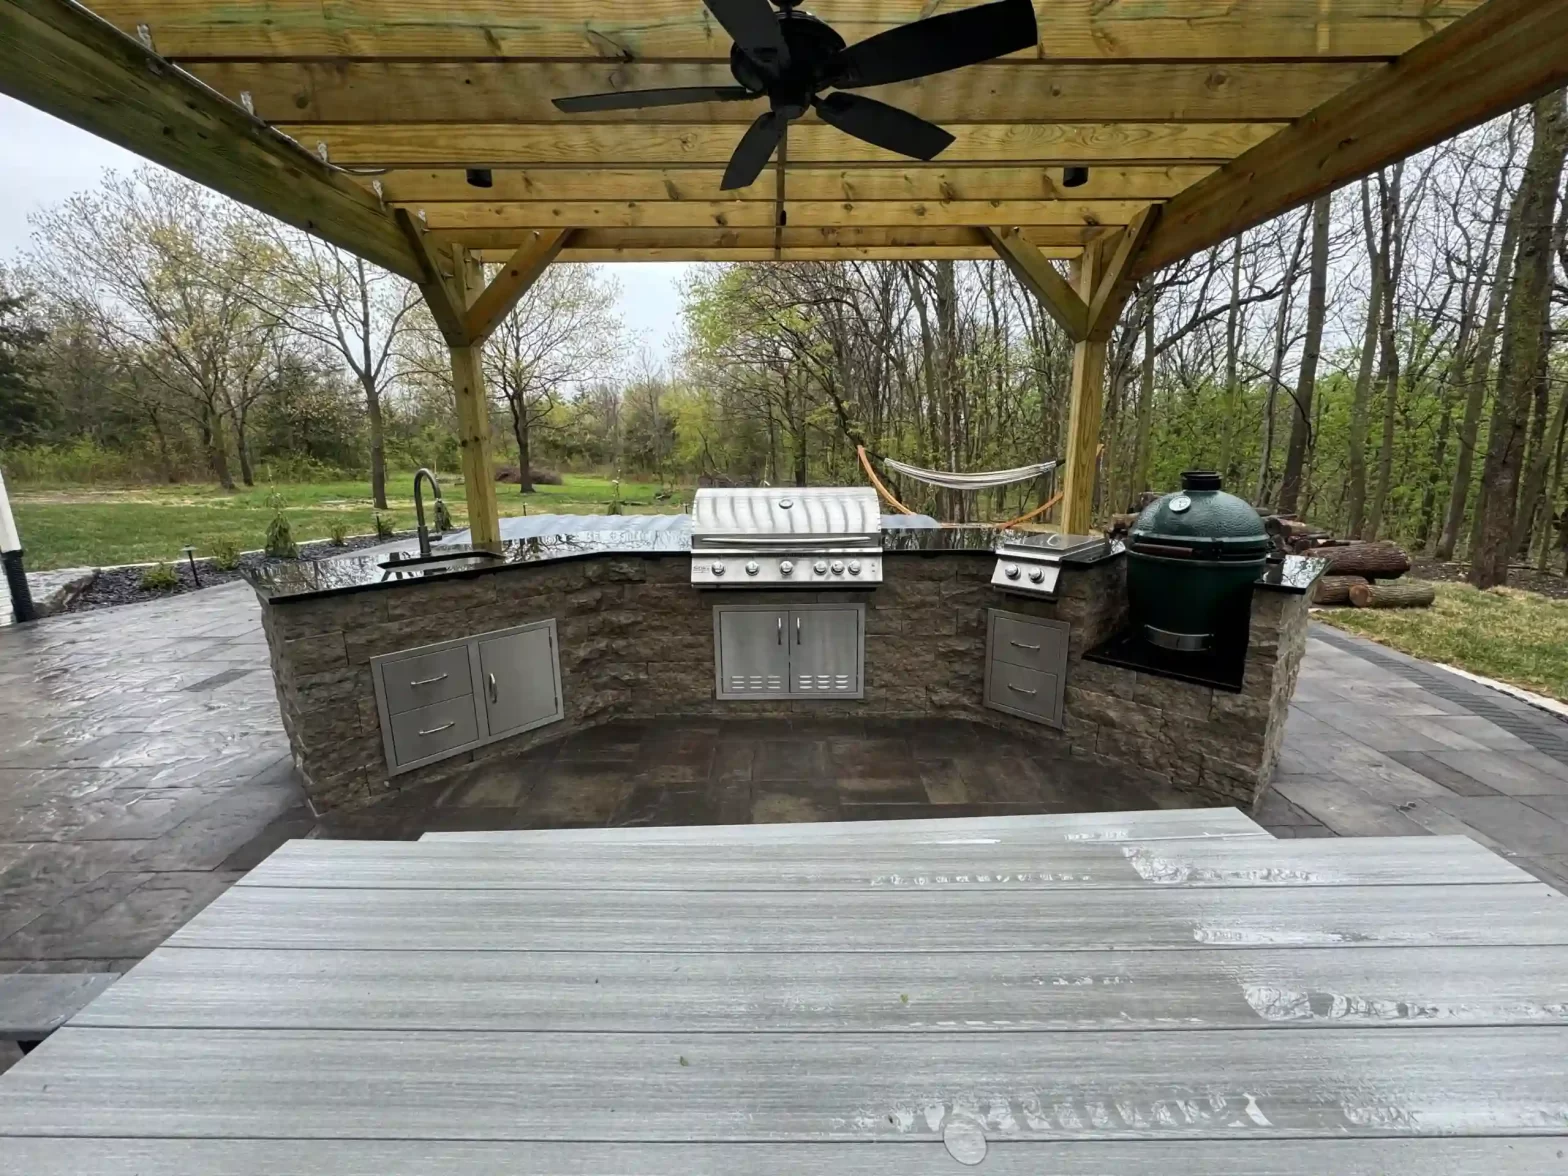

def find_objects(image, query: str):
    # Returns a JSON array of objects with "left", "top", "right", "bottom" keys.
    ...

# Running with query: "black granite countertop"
[{"left": 244, "top": 526, "right": 1325, "bottom": 604}]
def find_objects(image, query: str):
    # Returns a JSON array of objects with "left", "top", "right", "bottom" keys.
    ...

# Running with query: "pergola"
[{"left": 4, "top": 0, "right": 1566, "bottom": 543}]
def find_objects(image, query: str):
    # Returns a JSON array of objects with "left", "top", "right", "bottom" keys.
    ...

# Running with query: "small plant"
[
  {"left": 434, "top": 499, "right": 453, "bottom": 533},
  {"left": 208, "top": 538, "right": 242, "bottom": 571},
  {"left": 139, "top": 561, "right": 178, "bottom": 592},
  {"left": 329, "top": 521, "right": 350, "bottom": 547},
  {"left": 372, "top": 511, "right": 395, "bottom": 539},
  {"left": 265, "top": 492, "right": 298, "bottom": 559}
]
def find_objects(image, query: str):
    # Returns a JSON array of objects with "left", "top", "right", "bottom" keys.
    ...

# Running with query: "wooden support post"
[
  {"left": 1061, "top": 242, "right": 1108, "bottom": 536},
  {"left": 448, "top": 245, "right": 501, "bottom": 552}
]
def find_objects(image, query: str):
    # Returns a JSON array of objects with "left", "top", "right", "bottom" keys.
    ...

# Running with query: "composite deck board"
[
  {"left": 5, "top": 1025, "right": 1567, "bottom": 1141},
  {"left": 76, "top": 945, "right": 1568, "bottom": 1032},
  {"left": 242, "top": 834, "right": 1527, "bottom": 891},
  {"left": 167, "top": 882, "right": 1568, "bottom": 953},
  {"left": 415, "top": 807, "right": 1272, "bottom": 846},
  {"left": 8, "top": 1137, "right": 1564, "bottom": 1176}
]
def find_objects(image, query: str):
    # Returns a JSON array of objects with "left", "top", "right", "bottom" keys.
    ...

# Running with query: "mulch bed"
[
  {"left": 62, "top": 532, "right": 416, "bottom": 614},
  {"left": 1410, "top": 557, "right": 1568, "bottom": 602}
]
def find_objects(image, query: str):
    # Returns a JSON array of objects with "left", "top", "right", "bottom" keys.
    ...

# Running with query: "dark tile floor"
[{"left": 325, "top": 718, "right": 1182, "bottom": 840}]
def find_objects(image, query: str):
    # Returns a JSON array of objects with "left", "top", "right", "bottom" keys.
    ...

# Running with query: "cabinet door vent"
[
  {"left": 730, "top": 674, "right": 784, "bottom": 693},
  {"left": 797, "top": 673, "right": 852, "bottom": 692}
]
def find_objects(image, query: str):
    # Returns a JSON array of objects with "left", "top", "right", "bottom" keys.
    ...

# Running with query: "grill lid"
[
  {"left": 692, "top": 487, "right": 881, "bottom": 542},
  {"left": 1128, "top": 470, "right": 1271, "bottom": 562}
]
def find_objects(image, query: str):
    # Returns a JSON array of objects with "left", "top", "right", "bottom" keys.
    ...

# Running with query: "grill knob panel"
[
  {"left": 813, "top": 560, "right": 828, "bottom": 575},
  {"left": 745, "top": 561, "right": 760, "bottom": 577},
  {"left": 779, "top": 560, "right": 794, "bottom": 576},
  {"left": 1004, "top": 564, "right": 1021, "bottom": 580},
  {"left": 848, "top": 560, "right": 862, "bottom": 575},
  {"left": 711, "top": 562, "right": 726, "bottom": 577}
]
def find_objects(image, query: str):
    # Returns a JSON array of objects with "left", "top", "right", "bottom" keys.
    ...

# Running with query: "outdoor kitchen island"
[{"left": 246, "top": 512, "right": 1325, "bottom": 820}]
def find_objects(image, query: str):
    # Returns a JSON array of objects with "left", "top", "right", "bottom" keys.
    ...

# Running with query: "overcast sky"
[{"left": 0, "top": 93, "right": 690, "bottom": 361}]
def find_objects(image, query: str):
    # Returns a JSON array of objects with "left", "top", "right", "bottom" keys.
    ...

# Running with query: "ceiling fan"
[{"left": 552, "top": 0, "right": 1040, "bottom": 191}]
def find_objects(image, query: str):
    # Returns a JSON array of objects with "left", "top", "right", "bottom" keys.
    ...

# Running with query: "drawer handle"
[
  {"left": 417, "top": 721, "right": 456, "bottom": 737},
  {"left": 487, "top": 672, "right": 498, "bottom": 705},
  {"left": 1006, "top": 683, "right": 1039, "bottom": 697},
  {"left": 408, "top": 672, "right": 449, "bottom": 687},
  {"left": 1009, "top": 640, "right": 1042, "bottom": 652}
]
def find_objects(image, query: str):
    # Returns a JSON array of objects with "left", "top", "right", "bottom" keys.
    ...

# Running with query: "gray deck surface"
[{"left": 4, "top": 810, "right": 1568, "bottom": 1172}]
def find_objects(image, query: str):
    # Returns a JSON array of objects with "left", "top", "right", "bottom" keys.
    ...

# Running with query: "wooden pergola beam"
[
  {"left": 463, "top": 230, "right": 572, "bottom": 346},
  {"left": 1132, "top": 0, "right": 1568, "bottom": 281},
  {"left": 0, "top": 0, "right": 421, "bottom": 283},
  {"left": 982, "top": 227, "right": 1089, "bottom": 343}
]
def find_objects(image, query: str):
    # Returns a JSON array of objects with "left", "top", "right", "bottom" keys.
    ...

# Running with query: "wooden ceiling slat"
[
  {"left": 91, "top": 0, "right": 1484, "bottom": 62},
  {"left": 408, "top": 199, "right": 1149, "bottom": 230},
  {"left": 375, "top": 166, "right": 1215, "bottom": 204},
  {"left": 554, "top": 247, "right": 1031, "bottom": 260},
  {"left": 187, "top": 61, "right": 1378, "bottom": 125},
  {"left": 287, "top": 122, "right": 1283, "bottom": 168},
  {"left": 431, "top": 226, "right": 1095, "bottom": 251}
]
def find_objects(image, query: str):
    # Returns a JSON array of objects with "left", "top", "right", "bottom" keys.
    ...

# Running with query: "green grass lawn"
[
  {"left": 11, "top": 473, "right": 686, "bottom": 570},
  {"left": 1316, "top": 581, "right": 1568, "bottom": 704}
]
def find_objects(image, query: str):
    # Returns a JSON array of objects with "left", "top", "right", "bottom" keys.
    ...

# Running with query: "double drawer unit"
[
  {"left": 371, "top": 620, "right": 564, "bottom": 774},
  {"left": 983, "top": 609, "right": 1070, "bottom": 728}
]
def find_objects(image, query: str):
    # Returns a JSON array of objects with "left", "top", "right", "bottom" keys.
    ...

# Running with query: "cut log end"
[
  {"left": 1312, "top": 574, "right": 1368, "bottom": 606},
  {"left": 1316, "top": 543, "right": 1413, "bottom": 580},
  {"left": 1348, "top": 580, "right": 1436, "bottom": 609}
]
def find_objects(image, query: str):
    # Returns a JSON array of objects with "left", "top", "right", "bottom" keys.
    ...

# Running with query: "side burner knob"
[
  {"left": 1028, "top": 567, "right": 1045, "bottom": 584},
  {"left": 1004, "top": 563, "right": 1021, "bottom": 579},
  {"left": 711, "top": 561, "right": 726, "bottom": 576}
]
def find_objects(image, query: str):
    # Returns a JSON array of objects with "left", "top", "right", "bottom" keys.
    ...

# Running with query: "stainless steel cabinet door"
[
  {"left": 477, "top": 624, "right": 562, "bottom": 739},
  {"left": 790, "top": 607, "right": 861, "bottom": 695},
  {"left": 717, "top": 609, "right": 790, "bottom": 697}
]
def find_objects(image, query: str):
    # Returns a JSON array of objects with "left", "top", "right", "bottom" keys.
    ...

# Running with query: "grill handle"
[
  {"left": 796, "top": 616, "right": 802, "bottom": 645},
  {"left": 777, "top": 616, "right": 783, "bottom": 646}
]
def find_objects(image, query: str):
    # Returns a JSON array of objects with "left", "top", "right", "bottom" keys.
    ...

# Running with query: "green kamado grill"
[{"left": 1126, "top": 471, "right": 1271, "bottom": 652}]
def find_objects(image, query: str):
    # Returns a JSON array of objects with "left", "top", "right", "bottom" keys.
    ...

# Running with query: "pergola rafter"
[{"left": 3, "top": 0, "right": 1565, "bottom": 539}]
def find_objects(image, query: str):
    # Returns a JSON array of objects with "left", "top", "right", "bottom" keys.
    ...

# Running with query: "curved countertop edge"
[{"left": 243, "top": 528, "right": 1326, "bottom": 605}]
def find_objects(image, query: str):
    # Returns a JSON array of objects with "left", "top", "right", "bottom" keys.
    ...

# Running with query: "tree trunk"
[
  {"left": 1131, "top": 288, "right": 1156, "bottom": 499},
  {"left": 1513, "top": 356, "right": 1568, "bottom": 555},
  {"left": 206, "top": 402, "right": 235, "bottom": 490},
  {"left": 363, "top": 373, "right": 389, "bottom": 510},
  {"left": 1345, "top": 177, "right": 1385, "bottom": 539},
  {"left": 1417, "top": 386, "right": 1455, "bottom": 551},
  {"left": 1315, "top": 544, "right": 1412, "bottom": 579},
  {"left": 1365, "top": 167, "right": 1401, "bottom": 541},
  {"left": 1470, "top": 89, "right": 1567, "bottom": 589},
  {"left": 235, "top": 415, "right": 255, "bottom": 488},
  {"left": 1278, "top": 195, "right": 1331, "bottom": 516},
  {"left": 512, "top": 399, "right": 536, "bottom": 494},
  {"left": 1312, "top": 575, "right": 1369, "bottom": 605},
  {"left": 1439, "top": 182, "right": 1523, "bottom": 561},
  {"left": 1218, "top": 241, "right": 1243, "bottom": 481},
  {"left": 1349, "top": 580, "right": 1436, "bottom": 609}
]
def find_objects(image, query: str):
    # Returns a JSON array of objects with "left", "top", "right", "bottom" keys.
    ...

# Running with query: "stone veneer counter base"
[{"left": 250, "top": 539, "right": 1321, "bottom": 817}]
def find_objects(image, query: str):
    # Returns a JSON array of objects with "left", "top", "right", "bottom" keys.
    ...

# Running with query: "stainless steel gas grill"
[
  {"left": 690, "top": 487, "right": 883, "bottom": 587},
  {"left": 990, "top": 531, "right": 1109, "bottom": 599}
]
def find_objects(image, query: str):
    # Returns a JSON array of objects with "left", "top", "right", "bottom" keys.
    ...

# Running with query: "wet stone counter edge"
[{"left": 243, "top": 526, "right": 1327, "bottom": 605}]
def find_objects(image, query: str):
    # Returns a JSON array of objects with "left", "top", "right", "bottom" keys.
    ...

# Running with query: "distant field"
[
  {"left": 1317, "top": 582, "right": 1568, "bottom": 704},
  {"left": 11, "top": 474, "right": 686, "bottom": 570}
]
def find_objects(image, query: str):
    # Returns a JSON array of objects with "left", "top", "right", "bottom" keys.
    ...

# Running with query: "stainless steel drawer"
[
  {"left": 985, "top": 661, "right": 1062, "bottom": 727},
  {"left": 380, "top": 646, "right": 474, "bottom": 715},
  {"left": 388, "top": 695, "right": 479, "bottom": 766},
  {"left": 990, "top": 612, "right": 1069, "bottom": 673}
]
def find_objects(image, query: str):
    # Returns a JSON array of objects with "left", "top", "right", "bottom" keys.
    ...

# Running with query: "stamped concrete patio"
[{"left": 3, "top": 580, "right": 1567, "bottom": 1015}]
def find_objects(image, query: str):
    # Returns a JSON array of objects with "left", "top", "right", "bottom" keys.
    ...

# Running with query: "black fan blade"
[
  {"left": 826, "top": 0, "right": 1037, "bottom": 89},
  {"left": 704, "top": 0, "right": 790, "bottom": 71},
  {"left": 814, "top": 92, "right": 954, "bottom": 161},
  {"left": 722, "top": 110, "right": 785, "bottom": 190},
  {"left": 553, "top": 86, "right": 756, "bottom": 113}
]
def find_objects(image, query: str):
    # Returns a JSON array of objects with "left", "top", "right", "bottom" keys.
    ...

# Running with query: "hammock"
[{"left": 882, "top": 456, "right": 1059, "bottom": 492}]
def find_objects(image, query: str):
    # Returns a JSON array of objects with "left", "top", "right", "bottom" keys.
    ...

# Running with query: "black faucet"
[{"left": 413, "top": 468, "right": 443, "bottom": 558}]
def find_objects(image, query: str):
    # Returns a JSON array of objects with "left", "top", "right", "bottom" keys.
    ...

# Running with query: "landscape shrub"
[
  {"left": 329, "top": 521, "right": 349, "bottom": 546},
  {"left": 372, "top": 511, "right": 395, "bottom": 539},
  {"left": 139, "top": 561, "right": 178, "bottom": 591},
  {"left": 494, "top": 466, "right": 564, "bottom": 486},
  {"left": 264, "top": 492, "right": 297, "bottom": 559},
  {"left": 208, "top": 538, "right": 242, "bottom": 571}
]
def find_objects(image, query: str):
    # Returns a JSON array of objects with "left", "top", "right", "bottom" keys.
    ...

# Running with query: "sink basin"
[{"left": 379, "top": 550, "right": 504, "bottom": 576}]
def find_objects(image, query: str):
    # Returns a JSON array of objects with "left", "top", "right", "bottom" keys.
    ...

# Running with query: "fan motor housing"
[{"left": 730, "top": 10, "right": 846, "bottom": 99}]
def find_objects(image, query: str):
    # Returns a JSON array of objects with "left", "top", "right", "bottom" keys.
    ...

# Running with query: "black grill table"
[{"left": 5, "top": 808, "right": 1568, "bottom": 1174}]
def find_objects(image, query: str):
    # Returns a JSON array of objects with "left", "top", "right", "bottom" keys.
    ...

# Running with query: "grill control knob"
[
  {"left": 710, "top": 561, "right": 726, "bottom": 577},
  {"left": 848, "top": 560, "right": 862, "bottom": 575},
  {"left": 745, "top": 561, "right": 760, "bottom": 577},
  {"left": 1028, "top": 567, "right": 1045, "bottom": 584},
  {"left": 1004, "top": 563, "right": 1021, "bottom": 579},
  {"left": 779, "top": 560, "right": 794, "bottom": 576},
  {"left": 830, "top": 560, "right": 845, "bottom": 575},
  {"left": 813, "top": 560, "right": 828, "bottom": 575}
]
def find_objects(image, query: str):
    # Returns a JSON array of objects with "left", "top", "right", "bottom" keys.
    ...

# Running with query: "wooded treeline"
[{"left": 1, "top": 93, "right": 1565, "bottom": 587}]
